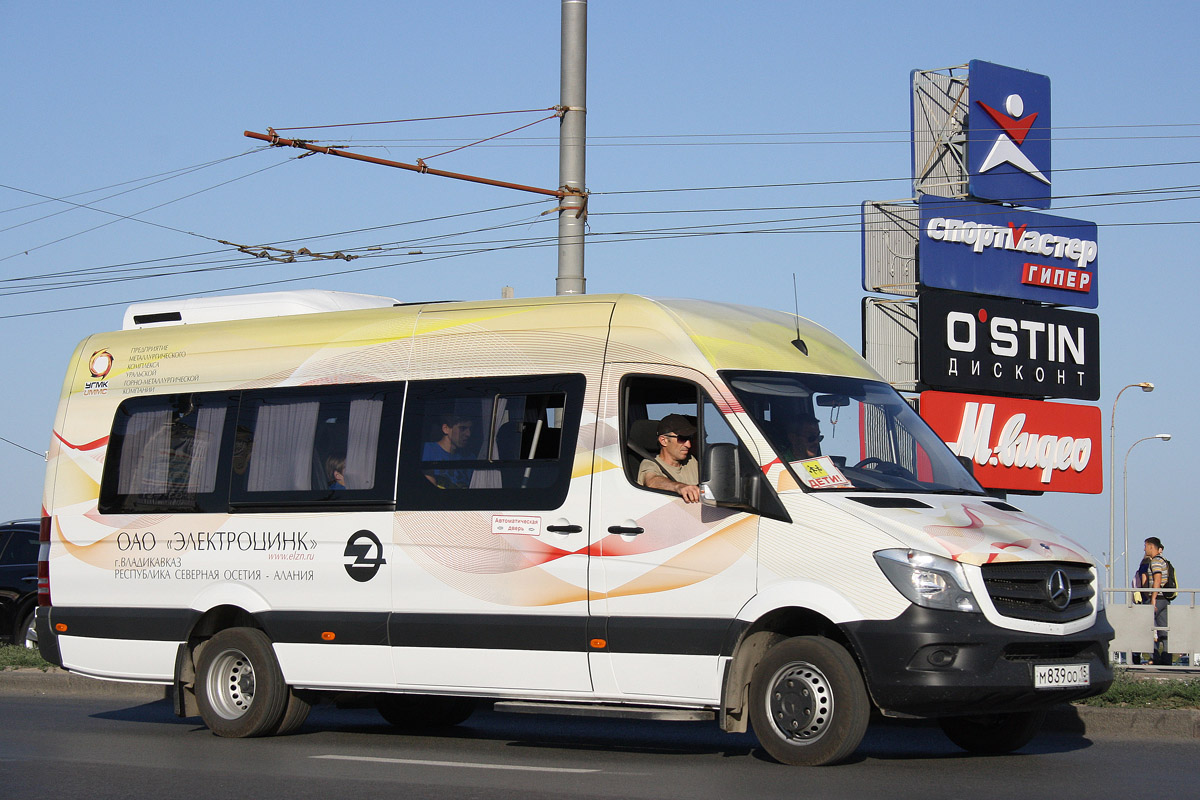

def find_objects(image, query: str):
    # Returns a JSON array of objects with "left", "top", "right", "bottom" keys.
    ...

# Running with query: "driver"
[
  {"left": 638, "top": 414, "right": 702, "bottom": 503},
  {"left": 782, "top": 415, "right": 823, "bottom": 461}
]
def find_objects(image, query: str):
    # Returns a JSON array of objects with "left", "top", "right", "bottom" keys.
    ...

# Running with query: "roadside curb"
[
  {"left": 0, "top": 668, "right": 167, "bottom": 701},
  {"left": 3, "top": 668, "right": 1199, "bottom": 740},
  {"left": 1046, "top": 703, "right": 1200, "bottom": 739}
]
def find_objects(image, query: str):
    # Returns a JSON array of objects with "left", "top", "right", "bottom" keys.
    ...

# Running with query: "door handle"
[
  {"left": 546, "top": 524, "right": 582, "bottom": 534},
  {"left": 607, "top": 525, "right": 645, "bottom": 536}
]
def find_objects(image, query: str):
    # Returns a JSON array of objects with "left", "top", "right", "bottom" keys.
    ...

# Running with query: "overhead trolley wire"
[{"left": 0, "top": 156, "right": 295, "bottom": 264}]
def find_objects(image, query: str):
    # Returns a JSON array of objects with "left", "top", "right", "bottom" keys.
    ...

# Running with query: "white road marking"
[{"left": 312, "top": 754, "right": 599, "bottom": 773}]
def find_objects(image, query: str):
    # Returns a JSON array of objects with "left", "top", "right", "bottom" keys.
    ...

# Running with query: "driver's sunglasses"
[
  {"left": 805, "top": 434, "right": 824, "bottom": 444},
  {"left": 662, "top": 433, "right": 693, "bottom": 443}
]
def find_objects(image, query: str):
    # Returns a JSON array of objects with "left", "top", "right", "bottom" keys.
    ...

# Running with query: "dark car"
[{"left": 0, "top": 519, "right": 40, "bottom": 648}]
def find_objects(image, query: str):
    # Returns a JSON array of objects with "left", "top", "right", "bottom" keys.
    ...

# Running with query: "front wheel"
[
  {"left": 195, "top": 628, "right": 292, "bottom": 738},
  {"left": 748, "top": 636, "right": 870, "bottom": 766},
  {"left": 939, "top": 710, "right": 1046, "bottom": 755}
]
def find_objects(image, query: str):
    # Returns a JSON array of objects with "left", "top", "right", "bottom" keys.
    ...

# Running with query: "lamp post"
[
  {"left": 1123, "top": 433, "right": 1171, "bottom": 590},
  {"left": 1109, "top": 382, "right": 1154, "bottom": 589}
]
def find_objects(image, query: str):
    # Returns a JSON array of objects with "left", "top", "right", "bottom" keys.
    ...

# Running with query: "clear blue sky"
[{"left": 2, "top": 1, "right": 1195, "bottom": 588}]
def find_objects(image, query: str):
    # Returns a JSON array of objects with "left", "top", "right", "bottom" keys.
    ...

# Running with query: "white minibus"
[{"left": 36, "top": 290, "right": 1112, "bottom": 765}]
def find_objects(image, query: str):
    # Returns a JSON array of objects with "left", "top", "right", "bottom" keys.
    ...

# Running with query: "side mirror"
[
  {"left": 704, "top": 442, "right": 739, "bottom": 503},
  {"left": 703, "top": 442, "right": 750, "bottom": 507},
  {"left": 702, "top": 442, "right": 792, "bottom": 523}
]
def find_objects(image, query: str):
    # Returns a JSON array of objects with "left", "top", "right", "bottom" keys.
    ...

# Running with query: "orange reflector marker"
[
  {"left": 589, "top": 638, "right": 606, "bottom": 649},
  {"left": 55, "top": 623, "right": 67, "bottom": 633},
  {"left": 321, "top": 631, "right": 336, "bottom": 641}
]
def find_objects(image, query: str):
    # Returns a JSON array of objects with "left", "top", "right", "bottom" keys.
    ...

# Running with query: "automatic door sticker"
[{"left": 344, "top": 529, "right": 386, "bottom": 582}]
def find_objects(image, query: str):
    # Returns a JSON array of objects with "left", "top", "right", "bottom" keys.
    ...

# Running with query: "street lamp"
[
  {"left": 1122, "top": 433, "right": 1171, "bottom": 591},
  {"left": 1109, "top": 382, "right": 1154, "bottom": 589}
]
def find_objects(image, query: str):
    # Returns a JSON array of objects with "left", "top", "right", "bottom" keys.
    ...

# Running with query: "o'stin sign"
[
  {"left": 920, "top": 391, "right": 1102, "bottom": 494},
  {"left": 918, "top": 291, "right": 1100, "bottom": 401}
]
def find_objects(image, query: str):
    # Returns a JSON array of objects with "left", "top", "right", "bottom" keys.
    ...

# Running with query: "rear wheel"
[
  {"left": 195, "top": 628, "right": 292, "bottom": 738},
  {"left": 748, "top": 636, "right": 870, "bottom": 766},
  {"left": 376, "top": 694, "right": 477, "bottom": 729},
  {"left": 939, "top": 710, "right": 1046, "bottom": 755},
  {"left": 16, "top": 607, "right": 36, "bottom": 649}
]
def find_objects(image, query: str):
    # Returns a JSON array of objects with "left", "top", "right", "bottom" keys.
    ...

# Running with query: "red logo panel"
[{"left": 920, "top": 391, "right": 1102, "bottom": 494}]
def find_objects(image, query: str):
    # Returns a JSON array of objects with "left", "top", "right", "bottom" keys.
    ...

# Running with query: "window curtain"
[
  {"left": 246, "top": 401, "right": 319, "bottom": 491},
  {"left": 342, "top": 398, "right": 383, "bottom": 490},
  {"left": 186, "top": 406, "right": 227, "bottom": 493},
  {"left": 118, "top": 408, "right": 171, "bottom": 495}
]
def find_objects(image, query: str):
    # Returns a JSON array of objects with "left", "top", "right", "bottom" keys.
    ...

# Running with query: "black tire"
[
  {"left": 376, "top": 694, "right": 477, "bottom": 729},
  {"left": 939, "top": 710, "right": 1046, "bottom": 755},
  {"left": 748, "top": 636, "right": 870, "bottom": 766},
  {"left": 16, "top": 606, "right": 36, "bottom": 649},
  {"left": 195, "top": 628, "right": 290, "bottom": 738},
  {"left": 273, "top": 689, "right": 314, "bottom": 736}
]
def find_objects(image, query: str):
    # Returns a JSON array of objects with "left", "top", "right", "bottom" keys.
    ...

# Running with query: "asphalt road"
[{"left": 2, "top": 692, "right": 1199, "bottom": 800}]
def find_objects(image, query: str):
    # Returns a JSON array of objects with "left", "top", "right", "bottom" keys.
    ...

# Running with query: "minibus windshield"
[{"left": 725, "top": 371, "right": 985, "bottom": 495}]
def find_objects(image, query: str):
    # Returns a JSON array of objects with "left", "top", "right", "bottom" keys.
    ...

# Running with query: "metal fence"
[{"left": 1104, "top": 588, "right": 1200, "bottom": 669}]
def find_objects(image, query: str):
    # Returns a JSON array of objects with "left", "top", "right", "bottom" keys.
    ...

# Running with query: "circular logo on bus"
[
  {"left": 344, "top": 530, "right": 386, "bottom": 583},
  {"left": 88, "top": 349, "right": 114, "bottom": 379}
]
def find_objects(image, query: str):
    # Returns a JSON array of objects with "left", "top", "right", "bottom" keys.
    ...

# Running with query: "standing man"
[
  {"left": 638, "top": 414, "right": 701, "bottom": 503},
  {"left": 1145, "top": 537, "right": 1172, "bottom": 666}
]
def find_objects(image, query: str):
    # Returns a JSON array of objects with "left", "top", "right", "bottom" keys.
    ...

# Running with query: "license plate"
[{"left": 1034, "top": 663, "right": 1090, "bottom": 689}]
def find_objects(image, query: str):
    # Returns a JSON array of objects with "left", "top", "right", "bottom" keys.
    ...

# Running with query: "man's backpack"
[{"left": 1164, "top": 559, "right": 1178, "bottom": 602}]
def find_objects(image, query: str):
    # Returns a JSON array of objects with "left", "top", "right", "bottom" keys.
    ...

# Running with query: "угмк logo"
[
  {"left": 976, "top": 93, "right": 1049, "bottom": 185},
  {"left": 344, "top": 529, "right": 386, "bottom": 582},
  {"left": 84, "top": 349, "right": 114, "bottom": 396},
  {"left": 88, "top": 349, "right": 114, "bottom": 379}
]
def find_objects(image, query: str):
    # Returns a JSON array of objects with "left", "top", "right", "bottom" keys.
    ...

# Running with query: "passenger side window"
[
  {"left": 99, "top": 392, "right": 234, "bottom": 514},
  {"left": 230, "top": 384, "right": 402, "bottom": 508},
  {"left": 99, "top": 384, "right": 404, "bottom": 514},
  {"left": 397, "top": 374, "right": 584, "bottom": 511}
]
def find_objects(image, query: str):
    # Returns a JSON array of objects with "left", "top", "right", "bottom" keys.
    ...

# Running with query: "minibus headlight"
[{"left": 874, "top": 549, "right": 979, "bottom": 613}]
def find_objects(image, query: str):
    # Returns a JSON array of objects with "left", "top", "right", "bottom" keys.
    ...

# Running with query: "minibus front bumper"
[{"left": 843, "top": 605, "right": 1114, "bottom": 717}]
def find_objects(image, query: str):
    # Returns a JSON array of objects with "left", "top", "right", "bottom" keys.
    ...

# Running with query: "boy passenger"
[
  {"left": 638, "top": 414, "right": 701, "bottom": 503},
  {"left": 423, "top": 413, "right": 475, "bottom": 489}
]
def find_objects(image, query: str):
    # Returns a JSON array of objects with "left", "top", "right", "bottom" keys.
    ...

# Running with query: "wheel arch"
[
  {"left": 173, "top": 604, "right": 265, "bottom": 718},
  {"left": 720, "top": 606, "right": 866, "bottom": 733}
]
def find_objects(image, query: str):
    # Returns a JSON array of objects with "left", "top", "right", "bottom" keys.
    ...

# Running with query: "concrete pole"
[{"left": 556, "top": 0, "right": 587, "bottom": 295}]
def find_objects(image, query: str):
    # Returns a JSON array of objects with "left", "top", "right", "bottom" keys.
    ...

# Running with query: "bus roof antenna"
[{"left": 791, "top": 273, "right": 808, "bottom": 356}]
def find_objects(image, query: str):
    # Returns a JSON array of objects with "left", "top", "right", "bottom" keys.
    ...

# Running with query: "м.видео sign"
[{"left": 920, "top": 391, "right": 1101, "bottom": 494}]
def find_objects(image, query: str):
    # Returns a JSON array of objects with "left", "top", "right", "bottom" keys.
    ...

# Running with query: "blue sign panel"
[
  {"left": 918, "top": 197, "right": 1098, "bottom": 308},
  {"left": 968, "top": 60, "right": 1052, "bottom": 209}
]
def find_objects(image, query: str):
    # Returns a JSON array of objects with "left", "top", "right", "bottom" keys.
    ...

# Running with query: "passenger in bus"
[
  {"left": 325, "top": 455, "right": 346, "bottom": 490},
  {"left": 423, "top": 414, "right": 475, "bottom": 489},
  {"left": 781, "top": 415, "right": 823, "bottom": 462},
  {"left": 638, "top": 414, "right": 701, "bottom": 503}
]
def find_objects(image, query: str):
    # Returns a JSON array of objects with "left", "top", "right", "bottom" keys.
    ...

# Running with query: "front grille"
[
  {"left": 1002, "top": 642, "right": 1095, "bottom": 661},
  {"left": 981, "top": 561, "right": 1094, "bottom": 622}
]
